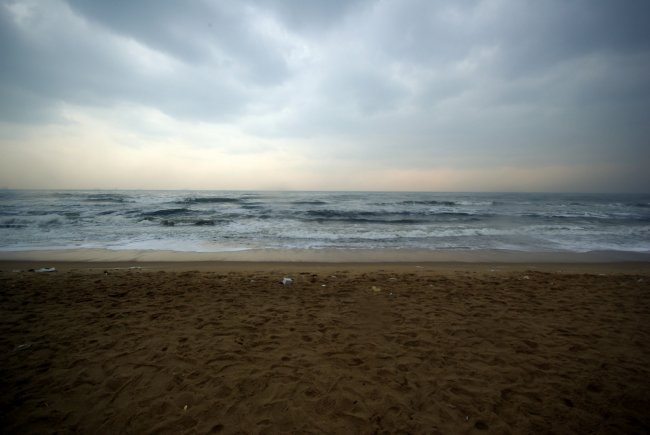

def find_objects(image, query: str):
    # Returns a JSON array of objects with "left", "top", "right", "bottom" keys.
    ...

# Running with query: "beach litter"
[
  {"left": 371, "top": 286, "right": 382, "bottom": 293},
  {"left": 282, "top": 277, "right": 293, "bottom": 285}
]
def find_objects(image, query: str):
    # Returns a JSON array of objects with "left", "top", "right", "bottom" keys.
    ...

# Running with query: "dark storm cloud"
[
  {"left": 0, "top": 0, "right": 290, "bottom": 123},
  {"left": 486, "top": 1, "right": 650, "bottom": 80},
  {"left": 66, "top": 0, "right": 291, "bottom": 84}
]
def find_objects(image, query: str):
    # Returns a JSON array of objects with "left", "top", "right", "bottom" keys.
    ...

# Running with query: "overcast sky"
[{"left": 1, "top": 0, "right": 649, "bottom": 192}]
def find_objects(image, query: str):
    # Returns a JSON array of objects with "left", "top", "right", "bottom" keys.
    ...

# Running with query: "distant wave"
[
  {"left": 84, "top": 193, "right": 132, "bottom": 203},
  {"left": 48, "top": 192, "right": 133, "bottom": 203},
  {"left": 0, "top": 218, "right": 28, "bottom": 228},
  {"left": 398, "top": 200, "right": 457, "bottom": 206},
  {"left": 305, "top": 209, "right": 479, "bottom": 218},
  {"left": 303, "top": 209, "right": 418, "bottom": 223},
  {"left": 177, "top": 197, "right": 241, "bottom": 204},
  {"left": 300, "top": 209, "right": 480, "bottom": 224},
  {"left": 141, "top": 208, "right": 190, "bottom": 217},
  {"left": 291, "top": 200, "right": 328, "bottom": 205},
  {"left": 161, "top": 218, "right": 216, "bottom": 226},
  {"left": 306, "top": 209, "right": 383, "bottom": 219}
]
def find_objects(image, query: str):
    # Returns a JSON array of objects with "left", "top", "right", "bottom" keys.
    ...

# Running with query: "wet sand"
[
  {"left": 1, "top": 261, "right": 649, "bottom": 433},
  {"left": 2, "top": 247, "right": 650, "bottom": 263}
]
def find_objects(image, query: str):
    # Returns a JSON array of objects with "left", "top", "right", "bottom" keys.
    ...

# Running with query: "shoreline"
[
  {"left": 1, "top": 247, "right": 650, "bottom": 264},
  {"left": 2, "top": 248, "right": 649, "bottom": 275}
]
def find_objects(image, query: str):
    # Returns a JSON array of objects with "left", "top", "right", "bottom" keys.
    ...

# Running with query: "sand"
[{"left": 1, "top": 260, "right": 649, "bottom": 434}]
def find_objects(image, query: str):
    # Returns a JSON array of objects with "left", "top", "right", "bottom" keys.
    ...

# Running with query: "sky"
[{"left": 1, "top": 0, "right": 649, "bottom": 192}]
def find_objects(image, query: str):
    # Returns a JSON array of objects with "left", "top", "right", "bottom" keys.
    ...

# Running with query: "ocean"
[{"left": 0, "top": 190, "right": 648, "bottom": 253}]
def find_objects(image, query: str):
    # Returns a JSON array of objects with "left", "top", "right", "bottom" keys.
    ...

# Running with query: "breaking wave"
[{"left": 1, "top": 190, "right": 649, "bottom": 253}]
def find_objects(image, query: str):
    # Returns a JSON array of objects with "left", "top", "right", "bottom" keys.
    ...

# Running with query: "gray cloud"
[
  {"left": 1, "top": 0, "right": 649, "bottom": 189},
  {"left": 253, "top": 0, "right": 372, "bottom": 32},
  {"left": 67, "top": 0, "right": 293, "bottom": 85},
  {"left": 485, "top": 1, "right": 650, "bottom": 80},
  {"left": 0, "top": 0, "right": 285, "bottom": 122}
]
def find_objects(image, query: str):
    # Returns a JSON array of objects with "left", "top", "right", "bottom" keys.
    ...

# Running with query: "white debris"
[
  {"left": 34, "top": 267, "right": 56, "bottom": 273},
  {"left": 282, "top": 277, "right": 293, "bottom": 285}
]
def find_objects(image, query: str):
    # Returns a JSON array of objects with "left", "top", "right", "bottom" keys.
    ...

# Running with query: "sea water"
[{"left": 0, "top": 190, "right": 648, "bottom": 253}]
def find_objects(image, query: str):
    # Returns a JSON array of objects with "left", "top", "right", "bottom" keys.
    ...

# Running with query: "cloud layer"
[{"left": 1, "top": 0, "right": 649, "bottom": 191}]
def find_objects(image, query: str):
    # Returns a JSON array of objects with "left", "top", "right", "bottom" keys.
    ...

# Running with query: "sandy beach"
[
  {"left": 3, "top": 0, "right": 650, "bottom": 432},
  {"left": 1, "top": 257, "right": 649, "bottom": 434}
]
